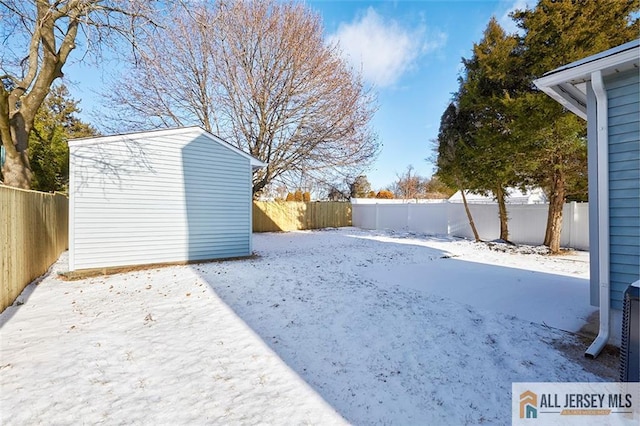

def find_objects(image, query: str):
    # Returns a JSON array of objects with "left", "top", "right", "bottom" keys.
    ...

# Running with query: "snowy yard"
[{"left": 1, "top": 228, "right": 615, "bottom": 424}]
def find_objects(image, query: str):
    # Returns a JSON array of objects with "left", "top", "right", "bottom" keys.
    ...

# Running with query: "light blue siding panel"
[
  {"left": 609, "top": 110, "right": 640, "bottom": 126},
  {"left": 611, "top": 291, "right": 625, "bottom": 311},
  {"left": 609, "top": 207, "right": 638, "bottom": 220},
  {"left": 609, "top": 216, "right": 640, "bottom": 227},
  {"left": 610, "top": 253, "right": 640, "bottom": 267},
  {"left": 606, "top": 72, "right": 640, "bottom": 89},
  {"left": 608, "top": 121, "right": 639, "bottom": 136},
  {"left": 70, "top": 128, "right": 253, "bottom": 270},
  {"left": 610, "top": 225, "right": 640, "bottom": 237},
  {"left": 607, "top": 84, "right": 638, "bottom": 99},
  {"left": 611, "top": 272, "right": 640, "bottom": 288},
  {"left": 609, "top": 196, "right": 639, "bottom": 209},
  {"left": 610, "top": 132, "right": 640, "bottom": 146},
  {"left": 611, "top": 244, "right": 640, "bottom": 256},
  {"left": 609, "top": 167, "right": 640, "bottom": 180},
  {"left": 608, "top": 92, "right": 639, "bottom": 108},
  {"left": 607, "top": 69, "right": 640, "bottom": 309},
  {"left": 609, "top": 178, "right": 640, "bottom": 190},
  {"left": 610, "top": 149, "right": 639, "bottom": 163}
]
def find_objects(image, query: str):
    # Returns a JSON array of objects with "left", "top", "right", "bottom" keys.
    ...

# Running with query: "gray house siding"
[
  {"left": 69, "top": 127, "right": 254, "bottom": 271},
  {"left": 606, "top": 69, "right": 640, "bottom": 310}
]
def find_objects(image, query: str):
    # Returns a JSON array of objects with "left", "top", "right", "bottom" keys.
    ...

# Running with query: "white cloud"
[
  {"left": 328, "top": 8, "right": 446, "bottom": 88},
  {"left": 498, "top": 0, "right": 532, "bottom": 35}
]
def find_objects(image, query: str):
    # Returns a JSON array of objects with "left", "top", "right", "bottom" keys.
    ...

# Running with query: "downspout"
[{"left": 585, "top": 70, "right": 610, "bottom": 358}]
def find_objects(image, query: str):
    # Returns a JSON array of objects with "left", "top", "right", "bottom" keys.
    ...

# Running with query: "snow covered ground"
[{"left": 1, "top": 228, "right": 610, "bottom": 424}]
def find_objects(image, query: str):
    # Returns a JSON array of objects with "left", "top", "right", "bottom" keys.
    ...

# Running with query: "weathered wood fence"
[
  {"left": 253, "top": 201, "right": 352, "bottom": 232},
  {"left": 1, "top": 186, "right": 68, "bottom": 312}
]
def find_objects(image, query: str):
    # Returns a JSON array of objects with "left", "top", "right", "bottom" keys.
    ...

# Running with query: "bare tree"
[
  {"left": 0, "top": 0, "right": 154, "bottom": 188},
  {"left": 105, "top": 0, "right": 379, "bottom": 195},
  {"left": 393, "top": 165, "right": 428, "bottom": 200}
]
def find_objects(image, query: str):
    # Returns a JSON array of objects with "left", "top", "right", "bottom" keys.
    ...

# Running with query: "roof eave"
[
  {"left": 533, "top": 40, "right": 639, "bottom": 121},
  {"left": 537, "top": 84, "right": 588, "bottom": 120},
  {"left": 250, "top": 159, "right": 267, "bottom": 169}
]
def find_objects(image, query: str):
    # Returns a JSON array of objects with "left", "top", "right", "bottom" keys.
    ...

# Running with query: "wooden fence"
[
  {"left": 1, "top": 186, "right": 68, "bottom": 312},
  {"left": 253, "top": 201, "right": 352, "bottom": 232}
]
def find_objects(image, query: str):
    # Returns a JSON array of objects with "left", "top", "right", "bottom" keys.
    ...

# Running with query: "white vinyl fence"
[{"left": 352, "top": 202, "right": 589, "bottom": 250}]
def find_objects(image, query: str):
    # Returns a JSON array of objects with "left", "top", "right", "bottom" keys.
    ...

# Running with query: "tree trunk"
[
  {"left": 460, "top": 188, "right": 481, "bottom": 242},
  {"left": 1, "top": 149, "right": 32, "bottom": 188},
  {"left": 1, "top": 115, "right": 33, "bottom": 189},
  {"left": 495, "top": 186, "right": 509, "bottom": 242},
  {"left": 544, "top": 168, "right": 566, "bottom": 254}
]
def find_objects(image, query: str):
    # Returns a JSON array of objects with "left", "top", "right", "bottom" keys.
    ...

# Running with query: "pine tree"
[
  {"left": 436, "top": 103, "right": 481, "bottom": 241},
  {"left": 350, "top": 175, "right": 372, "bottom": 198},
  {"left": 29, "top": 84, "right": 97, "bottom": 192},
  {"left": 512, "top": 0, "right": 639, "bottom": 252},
  {"left": 453, "top": 18, "right": 524, "bottom": 241}
]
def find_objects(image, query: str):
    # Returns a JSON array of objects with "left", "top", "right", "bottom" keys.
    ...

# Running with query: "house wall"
[
  {"left": 69, "top": 128, "right": 252, "bottom": 271},
  {"left": 606, "top": 69, "right": 640, "bottom": 310}
]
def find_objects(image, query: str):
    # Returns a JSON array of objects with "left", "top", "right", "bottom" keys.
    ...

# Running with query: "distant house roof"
[
  {"left": 448, "top": 188, "right": 547, "bottom": 205},
  {"left": 533, "top": 39, "right": 640, "bottom": 120},
  {"left": 69, "top": 126, "right": 267, "bottom": 169}
]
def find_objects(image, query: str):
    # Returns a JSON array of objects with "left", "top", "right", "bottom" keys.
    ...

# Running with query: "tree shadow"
[
  {"left": 189, "top": 229, "right": 596, "bottom": 424},
  {"left": 70, "top": 138, "right": 155, "bottom": 196}
]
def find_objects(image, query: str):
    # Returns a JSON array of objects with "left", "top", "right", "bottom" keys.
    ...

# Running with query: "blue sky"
[{"left": 66, "top": 0, "right": 528, "bottom": 191}]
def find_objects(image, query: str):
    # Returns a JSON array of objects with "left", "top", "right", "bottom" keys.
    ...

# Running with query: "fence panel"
[
  {"left": 352, "top": 201, "right": 589, "bottom": 249},
  {"left": 407, "top": 203, "right": 449, "bottom": 235},
  {"left": 253, "top": 201, "right": 351, "bottom": 232},
  {"left": 1, "top": 186, "right": 68, "bottom": 312},
  {"left": 507, "top": 204, "right": 550, "bottom": 245},
  {"left": 561, "top": 202, "right": 589, "bottom": 250}
]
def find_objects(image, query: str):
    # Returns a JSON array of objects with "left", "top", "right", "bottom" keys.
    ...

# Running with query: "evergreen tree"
[
  {"left": 453, "top": 18, "right": 524, "bottom": 241},
  {"left": 350, "top": 175, "right": 372, "bottom": 198},
  {"left": 436, "top": 103, "right": 481, "bottom": 241},
  {"left": 512, "top": 0, "right": 639, "bottom": 252},
  {"left": 29, "top": 84, "right": 97, "bottom": 192}
]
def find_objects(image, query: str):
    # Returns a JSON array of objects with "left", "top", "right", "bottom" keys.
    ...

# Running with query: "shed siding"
[
  {"left": 70, "top": 129, "right": 251, "bottom": 271},
  {"left": 606, "top": 70, "right": 640, "bottom": 310}
]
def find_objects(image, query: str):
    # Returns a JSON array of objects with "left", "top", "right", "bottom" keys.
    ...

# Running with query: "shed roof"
[
  {"left": 68, "top": 126, "right": 267, "bottom": 169},
  {"left": 533, "top": 39, "right": 640, "bottom": 120}
]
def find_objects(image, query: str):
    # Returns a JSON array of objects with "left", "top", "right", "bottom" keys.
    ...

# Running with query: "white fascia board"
[
  {"left": 67, "top": 126, "right": 204, "bottom": 147},
  {"left": 200, "top": 132, "right": 267, "bottom": 169},
  {"left": 535, "top": 44, "right": 639, "bottom": 88},
  {"left": 534, "top": 44, "right": 639, "bottom": 120}
]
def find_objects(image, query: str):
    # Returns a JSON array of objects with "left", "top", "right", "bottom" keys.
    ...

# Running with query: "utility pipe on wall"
[{"left": 585, "top": 70, "right": 610, "bottom": 359}]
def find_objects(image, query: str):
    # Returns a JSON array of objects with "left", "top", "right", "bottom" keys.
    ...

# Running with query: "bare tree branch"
[
  {"left": 104, "top": 0, "right": 379, "bottom": 195},
  {"left": 0, "top": 0, "right": 157, "bottom": 188}
]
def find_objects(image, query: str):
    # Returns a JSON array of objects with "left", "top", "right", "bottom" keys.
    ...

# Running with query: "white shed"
[{"left": 67, "top": 126, "right": 265, "bottom": 272}]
